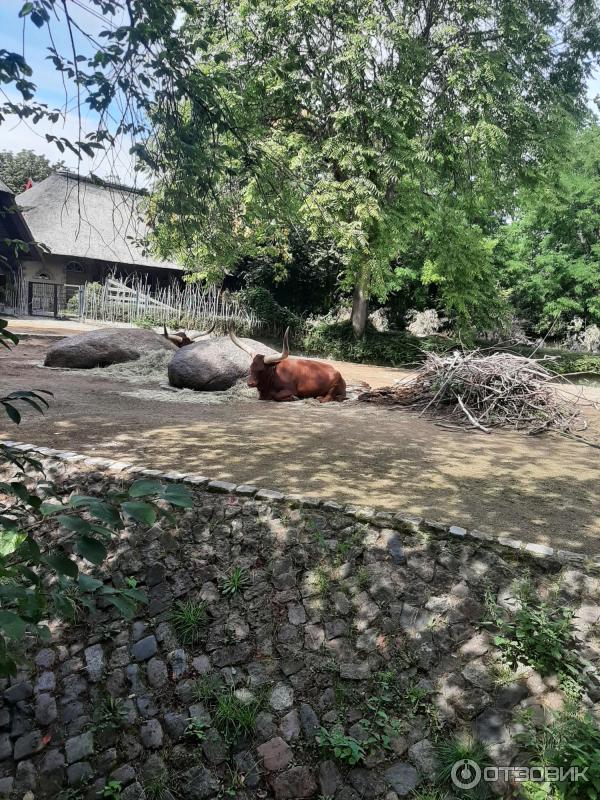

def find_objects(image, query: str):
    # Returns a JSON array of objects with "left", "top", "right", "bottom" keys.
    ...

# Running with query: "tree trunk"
[{"left": 351, "top": 273, "right": 370, "bottom": 337}]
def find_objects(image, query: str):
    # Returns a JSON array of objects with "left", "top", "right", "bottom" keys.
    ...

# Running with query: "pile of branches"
[{"left": 358, "top": 350, "right": 584, "bottom": 434}]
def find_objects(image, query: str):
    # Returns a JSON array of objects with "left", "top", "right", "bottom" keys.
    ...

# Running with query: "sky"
[
  {"left": 0, "top": 0, "right": 599, "bottom": 186},
  {"left": 0, "top": 0, "right": 140, "bottom": 183}
]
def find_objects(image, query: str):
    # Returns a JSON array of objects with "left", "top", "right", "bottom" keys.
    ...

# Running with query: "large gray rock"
[
  {"left": 44, "top": 328, "right": 177, "bottom": 369},
  {"left": 167, "top": 336, "right": 276, "bottom": 391}
]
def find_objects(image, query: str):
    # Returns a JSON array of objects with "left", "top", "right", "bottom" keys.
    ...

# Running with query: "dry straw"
[{"left": 359, "top": 349, "right": 588, "bottom": 435}]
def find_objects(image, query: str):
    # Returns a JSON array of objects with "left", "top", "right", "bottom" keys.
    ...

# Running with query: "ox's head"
[
  {"left": 229, "top": 327, "right": 289, "bottom": 387},
  {"left": 163, "top": 322, "right": 216, "bottom": 347}
]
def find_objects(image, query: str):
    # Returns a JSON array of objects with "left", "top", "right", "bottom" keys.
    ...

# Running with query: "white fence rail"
[{"left": 80, "top": 277, "right": 263, "bottom": 332}]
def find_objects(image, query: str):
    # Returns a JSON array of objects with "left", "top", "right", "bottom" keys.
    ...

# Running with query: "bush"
[
  {"left": 493, "top": 344, "right": 600, "bottom": 377},
  {"left": 301, "top": 321, "right": 452, "bottom": 367},
  {"left": 518, "top": 699, "right": 600, "bottom": 800},
  {"left": 242, "top": 287, "right": 306, "bottom": 335},
  {"left": 483, "top": 584, "right": 579, "bottom": 682}
]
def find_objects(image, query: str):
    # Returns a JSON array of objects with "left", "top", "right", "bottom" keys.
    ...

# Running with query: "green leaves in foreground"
[{"left": 0, "top": 449, "right": 194, "bottom": 676}]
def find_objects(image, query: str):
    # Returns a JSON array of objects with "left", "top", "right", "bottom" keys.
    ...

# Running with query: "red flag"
[{"left": 24, "top": 177, "right": 34, "bottom": 190}]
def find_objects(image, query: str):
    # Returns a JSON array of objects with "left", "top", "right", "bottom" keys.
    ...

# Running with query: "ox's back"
[{"left": 273, "top": 357, "right": 345, "bottom": 400}]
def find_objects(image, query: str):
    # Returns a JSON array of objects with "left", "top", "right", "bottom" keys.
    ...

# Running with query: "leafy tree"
[
  {"left": 0, "top": 319, "right": 193, "bottom": 676},
  {"left": 0, "top": 149, "right": 65, "bottom": 194},
  {"left": 149, "top": 0, "right": 600, "bottom": 335},
  {"left": 497, "top": 123, "right": 600, "bottom": 335}
]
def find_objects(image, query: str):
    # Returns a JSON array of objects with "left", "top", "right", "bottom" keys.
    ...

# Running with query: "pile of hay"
[
  {"left": 90, "top": 350, "right": 174, "bottom": 383},
  {"left": 358, "top": 350, "right": 584, "bottom": 434}
]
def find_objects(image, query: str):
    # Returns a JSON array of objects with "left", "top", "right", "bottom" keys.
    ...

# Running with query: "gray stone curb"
[{"left": 2, "top": 439, "right": 593, "bottom": 569}]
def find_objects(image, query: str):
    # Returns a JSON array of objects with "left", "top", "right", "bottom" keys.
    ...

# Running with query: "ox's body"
[
  {"left": 252, "top": 356, "right": 346, "bottom": 402},
  {"left": 229, "top": 327, "right": 346, "bottom": 402}
]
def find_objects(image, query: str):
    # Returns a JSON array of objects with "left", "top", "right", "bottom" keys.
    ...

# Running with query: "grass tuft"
[{"left": 170, "top": 598, "right": 208, "bottom": 645}]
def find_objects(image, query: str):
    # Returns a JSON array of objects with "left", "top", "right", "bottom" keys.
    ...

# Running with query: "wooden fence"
[{"left": 80, "top": 277, "right": 263, "bottom": 333}]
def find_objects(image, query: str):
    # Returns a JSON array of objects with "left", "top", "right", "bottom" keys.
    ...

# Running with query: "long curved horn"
[
  {"left": 188, "top": 321, "right": 216, "bottom": 341},
  {"left": 163, "top": 324, "right": 183, "bottom": 346},
  {"left": 229, "top": 327, "right": 256, "bottom": 358},
  {"left": 264, "top": 327, "right": 290, "bottom": 365}
]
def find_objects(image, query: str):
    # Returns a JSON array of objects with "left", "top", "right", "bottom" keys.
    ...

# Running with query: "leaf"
[
  {"left": 57, "top": 515, "right": 91, "bottom": 535},
  {"left": 18, "top": 2, "right": 34, "bottom": 17},
  {"left": 106, "top": 593, "right": 137, "bottom": 618},
  {"left": 87, "top": 502, "right": 121, "bottom": 528},
  {"left": 121, "top": 501, "right": 156, "bottom": 526},
  {"left": 2, "top": 403, "right": 21, "bottom": 424},
  {"left": 0, "top": 531, "right": 25, "bottom": 557},
  {"left": 44, "top": 552, "right": 78, "bottom": 578},
  {"left": 128, "top": 479, "right": 163, "bottom": 497},
  {"left": 78, "top": 574, "right": 103, "bottom": 593},
  {"left": 40, "top": 502, "right": 65, "bottom": 516},
  {"left": 75, "top": 535, "right": 107, "bottom": 565},
  {"left": 162, "top": 483, "right": 194, "bottom": 508},
  {"left": 0, "top": 611, "right": 26, "bottom": 640}
]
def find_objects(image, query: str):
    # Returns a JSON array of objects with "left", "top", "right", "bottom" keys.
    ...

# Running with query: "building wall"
[{"left": 21, "top": 257, "right": 66, "bottom": 286}]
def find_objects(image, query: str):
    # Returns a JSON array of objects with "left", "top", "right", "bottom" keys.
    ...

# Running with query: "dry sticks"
[{"left": 358, "top": 350, "right": 585, "bottom": 435}]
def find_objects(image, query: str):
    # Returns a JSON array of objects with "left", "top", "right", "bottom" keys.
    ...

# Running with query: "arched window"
[
  {"left": 66, "top": 261, "right": 85, "bottom": 273},
  {"left": 36, "top": 272, "right": 51, "bottom": 281}
]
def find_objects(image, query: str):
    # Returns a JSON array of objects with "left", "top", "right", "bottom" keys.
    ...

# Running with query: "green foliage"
[
  {"left": 242, "top": 287, "right": 306, "bottom": 336},
  {"left": 143, "top": 770, "right": 171, "bottom": 800},
  {"left": 483, "top": 585, "right": 578, "bottom": 681},
  {"left": 101, "top": 781, "right": 123, "bottom": 800},
  {"left": 213, "top": 690, "right": 260, "bottom": 743},
  {"left": 92, "top": 696, "right": 126, "bottom": 734},
  {"left": 220, "top": 566, "right": 249, "bottom": 596},
  {"left": 149, "top": 0, "right": 600, "bottom": 334},
  {"left": 0, "top": 318, "right": 194, "bottom": 676},
  {"left": 185, "top": 717, "right": 209, "bottom": 744},
  {"left": 0, "top": 149, "right": 65, "bottom": 194},
  {"left": 498, "top": 125, "right": 600, "bottom": 335},
  {"left": 302, "top": 321, "right": 450, "bottom": 366},
  {"left": 437, "top": 736, "right": 492, "bottom": 799},
  {"left": 192, "top": 673, "right": 261, "bottom": 743},
  {"left": 317, "top": 727, "right": 366, "bottom": 765},
  {"left": 193, "top": 672, "right": 224, "bottom": 704},
  {"left": 410, "top": 791, "right": 449, "bottom": 800},
  {"left": 518, "top": 699, "right": 600, "bottom": 800},
  {"left": 170, "top": 598, "right": 208, "bottom": 646}
]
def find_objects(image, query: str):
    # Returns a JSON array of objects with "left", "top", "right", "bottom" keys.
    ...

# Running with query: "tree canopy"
[
  {"left": 0, "top": 149, "right": 65, "bottom": 193},
  {"left": 149, "top": 0, "right": 600, "bottom": 335},
  {"left": 498, "top": 124, "right": 600, "bottom": 334}
]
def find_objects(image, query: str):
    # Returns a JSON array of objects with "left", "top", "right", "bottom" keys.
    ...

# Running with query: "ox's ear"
[{"left": 264, "top": 327, "right": 290, "bottom": 364}]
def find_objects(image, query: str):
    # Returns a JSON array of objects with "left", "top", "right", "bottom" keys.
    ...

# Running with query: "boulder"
[
  {"left": 168, "top": 336, "right": 277, "bottom": 391},
  {"left": 44, "top": 328, "right": 177, "bottom": 369}
]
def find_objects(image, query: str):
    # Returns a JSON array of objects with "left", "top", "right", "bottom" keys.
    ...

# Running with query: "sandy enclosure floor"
[{"left": 1, "top": 335, "right": 599, "bottom": 554}]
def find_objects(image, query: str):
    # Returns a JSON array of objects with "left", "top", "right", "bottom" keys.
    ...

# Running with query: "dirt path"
[{"left": 2, "top": 336, "right": 599, "bottom": 555}]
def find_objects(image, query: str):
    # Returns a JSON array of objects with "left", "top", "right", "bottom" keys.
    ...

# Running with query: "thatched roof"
[{"left": 16, "top": 171, "right": 181, "bottom": 271}]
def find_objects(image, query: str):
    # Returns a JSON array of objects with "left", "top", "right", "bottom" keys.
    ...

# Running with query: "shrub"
[
  {"left": 0, "top": 318, "right": 194, "bottom": 675},
  {"left": 242, "top": 286, "right": 306, "bottom": 335},
  {"left": 301, "top": 320, "right": 451, "bottom": 366},
  {"left": 518, "top": 699, "right": 600, "bottom": 800},
  {"left": 316, "top": 726, "right": 366, "bottom": 765},
  {"left": 483, "top": 586, "right": 578, "bottom": 681}
]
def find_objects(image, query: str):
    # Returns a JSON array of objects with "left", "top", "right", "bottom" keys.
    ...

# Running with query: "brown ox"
[
  {"left": 163, "top": 322, "right": 216, "bottom": 347},
  {"left": 229, "top": 327, "right": 346, "bottom": 402}
]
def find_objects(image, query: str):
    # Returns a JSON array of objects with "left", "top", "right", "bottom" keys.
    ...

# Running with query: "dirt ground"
[{"left": 2, "top": 331, "right": 600, "bottom": 555}]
